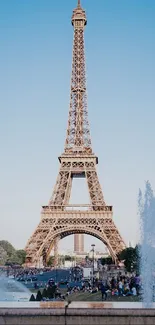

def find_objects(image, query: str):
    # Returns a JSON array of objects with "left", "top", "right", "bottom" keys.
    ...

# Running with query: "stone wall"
[{"left": 0, "top": 302, "right": 155, "bottom": 325}]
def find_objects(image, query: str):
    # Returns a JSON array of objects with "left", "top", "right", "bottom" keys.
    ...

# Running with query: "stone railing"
[{"left": 0, "top": 301, "right": 155, "bottom": 325}]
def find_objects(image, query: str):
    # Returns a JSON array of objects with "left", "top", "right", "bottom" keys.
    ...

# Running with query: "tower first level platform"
[{"left": 26, "top": 205, "right": 126, "bottom": 266}]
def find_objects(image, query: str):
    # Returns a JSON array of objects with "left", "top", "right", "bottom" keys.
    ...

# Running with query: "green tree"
[
  {"left": 64, "top": 255, "right": 72, "bottom": 261},
  {"left": 6, "top": 252, "right": 20, "bottom": 265},
  {"left": 29, "top": 294, "right": 36, "bottom": 301},
  {"left": 0, "top": 240, "right": 26, "bottom": 265},
  {"left": 118, "top": 247, "right": 140, "bottom": 273},
  {"left": 47, "top": 256, "right": 55, "bottom": 266},
  {"left": 100, "top": 257, "right": 113, "bottom": 265},
  {"left": 59, "top": 255, "right": 65, "bottom": 266},
  {"left": 16, "top": 250, "right": 26, "bottom": 264},
  {"left": 0, "top": 240, "right": 15, "bottom": 258},
  {"left": 42, "top": 288, "right": 48, "bottom": 298},
  {"left": 36, "top": 290, "right": 42, "bottom": 301},
  {"left": 0, "top": 246, "right": 8, "bottom": 265}
]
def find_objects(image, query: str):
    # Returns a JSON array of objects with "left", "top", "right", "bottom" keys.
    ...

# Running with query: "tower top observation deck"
[{"left": 72, "top": 0, "right": 87, "bottom": 27}]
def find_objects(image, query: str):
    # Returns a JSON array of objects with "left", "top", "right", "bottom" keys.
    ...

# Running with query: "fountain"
[
  {"left": 139, "top": 181, "right": 155, "bottom": 307},
  {"left": 0, "top": 277, "right": 31, "bottom": 302}
]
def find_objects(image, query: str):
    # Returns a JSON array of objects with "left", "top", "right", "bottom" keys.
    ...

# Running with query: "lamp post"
[
  {"left": 55, "top": 267, "right": 57, "bottom": 284},
  {"left": 55, "top": 255, "right": 59, "bottom": 284},
  {"left": 91, "top": 244, "right": 95, "bottom": 285}
]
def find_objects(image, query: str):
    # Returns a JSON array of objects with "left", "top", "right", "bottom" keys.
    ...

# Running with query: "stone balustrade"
[{"left": 0, "top": 302, "right": 155, "bottom": 325}]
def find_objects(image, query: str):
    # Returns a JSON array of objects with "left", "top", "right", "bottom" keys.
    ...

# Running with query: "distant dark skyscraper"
[{"left": 74, "top": 234, "right": 84, "bottom": 254}]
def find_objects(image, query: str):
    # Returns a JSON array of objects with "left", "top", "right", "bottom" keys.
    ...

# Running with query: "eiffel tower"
[{"left": 25, "top": 0, "right": 126, "bottom": 267}]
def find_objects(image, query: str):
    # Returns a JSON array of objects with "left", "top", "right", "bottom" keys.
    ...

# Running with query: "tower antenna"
[{"left": 78, "top": 0, "right": 81, "bottom": 7}]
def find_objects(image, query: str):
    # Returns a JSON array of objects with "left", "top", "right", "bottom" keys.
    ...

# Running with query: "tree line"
[
  {"left": 100, "top": 246, "right": 140, "bottom": 273},
  {"left": 0, "top": 240, "right": 26, "bottom": 266},
  {"left": 0, "top": 239, "right": 141, "bottom": 273}
]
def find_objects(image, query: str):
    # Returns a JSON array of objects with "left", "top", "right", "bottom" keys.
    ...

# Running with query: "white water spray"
[
  {"left": 139, "top": 181, "right": 155, "bottom": 307},
  {"left": 0, "top": 277, "right": 31, "bottom": 302}
]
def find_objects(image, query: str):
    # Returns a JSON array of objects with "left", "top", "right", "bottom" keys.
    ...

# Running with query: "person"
[
  {"left": 111, "top": 277, "right": 116, "bottom": 289},
  {"left": 132, "top": 287, "right": 137, "bottom": 296},
  {"left": 135, "top": 274, "right": 140, "bottom": 296},
  {"left": 118, "top": 280, "right": 123, "bottom": 296},
  {"left": 100, "top": 282, "right": 107, "bottom": 301}
]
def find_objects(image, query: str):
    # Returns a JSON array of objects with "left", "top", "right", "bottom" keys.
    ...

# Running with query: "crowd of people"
[
  {"left": 100, "top": 273, "right": 141, "bottom": 300},
  {"left": 65, "top": 272, "right": 141, "bottom": 301},
  {"left": 0, "top": 264, "right": 142, "bottom": 302},
  {"left": 62, "top": 271, "right": 141, "bottom": 301},
  {"left": 0, "top": 266, "right": 51, "bottom": 279}
]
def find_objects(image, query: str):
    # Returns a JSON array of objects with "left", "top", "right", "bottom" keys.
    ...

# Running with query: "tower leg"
[
  {"left": 42, "top": 248, "right": 47, "bottom": 267},
  {"left": 54, "top": 237, "right": 59, "bottom": 267}
]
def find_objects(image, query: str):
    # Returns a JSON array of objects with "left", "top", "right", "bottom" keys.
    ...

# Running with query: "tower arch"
[
  {"left": 43, "top": 227, "right": 118, "bottom": 264},
  {"left": 26, "top": 207, "right": 125, "bottom": 266}
]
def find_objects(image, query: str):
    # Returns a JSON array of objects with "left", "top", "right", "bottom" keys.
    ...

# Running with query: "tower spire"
[{"left": 65, "top": 0, "right": 90, "bottom": 154}]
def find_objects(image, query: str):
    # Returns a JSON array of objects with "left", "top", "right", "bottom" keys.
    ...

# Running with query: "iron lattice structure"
[{"left": 25, "top": 0, "right": 126, "bottom": 267}]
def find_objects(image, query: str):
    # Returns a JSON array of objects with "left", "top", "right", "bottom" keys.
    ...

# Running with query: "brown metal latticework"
[{"left": 25, "top": 0, "right": 126, "bottom": 267}]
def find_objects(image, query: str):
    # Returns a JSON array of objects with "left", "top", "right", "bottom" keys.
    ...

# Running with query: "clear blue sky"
[{"left": 0, "top": 0, "right": 155, "bottom": 253}]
